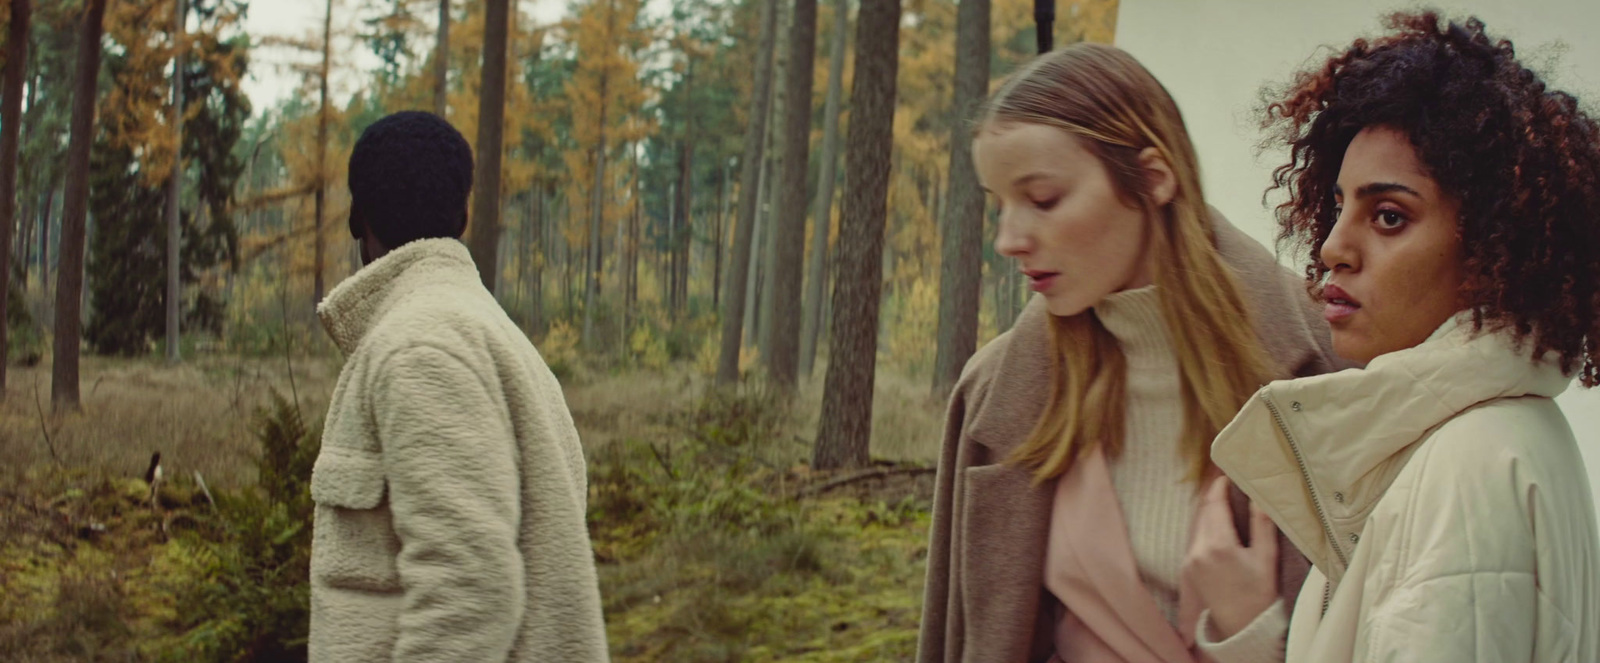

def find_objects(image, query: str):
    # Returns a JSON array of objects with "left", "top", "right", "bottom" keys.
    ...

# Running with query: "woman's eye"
[
  {"left": 1032, "top": 196, "right": 1061, "bottom": 211},
  {"left": 1374, "top": 209, "right": 1408, "bottom": 230}
]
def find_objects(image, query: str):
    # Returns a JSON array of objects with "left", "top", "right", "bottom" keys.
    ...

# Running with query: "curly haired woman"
[{"left": 1186, "top": 11, "right": 1600, "bottom": 662}]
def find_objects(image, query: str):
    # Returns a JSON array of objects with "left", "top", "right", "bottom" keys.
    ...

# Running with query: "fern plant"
[{"left": 166, "top": 390, "right": 320, "bottom": 662}]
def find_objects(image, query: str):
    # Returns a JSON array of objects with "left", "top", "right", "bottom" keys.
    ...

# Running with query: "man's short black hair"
[{"left": 347, "top": 111, "right": 475, "bottom": 249}]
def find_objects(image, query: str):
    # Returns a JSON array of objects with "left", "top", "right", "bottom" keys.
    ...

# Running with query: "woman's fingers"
[
  {"left": 1248, "top": 498, "right": 1279, "bottom": 561},
  {"left": 1196, "top": 475, "right": 1237, "bottom": 545}
]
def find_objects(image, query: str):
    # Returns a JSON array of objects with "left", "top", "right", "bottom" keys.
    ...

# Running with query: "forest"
[{"left": 0, "top": 0, "right": 1117, "bottom": 659}]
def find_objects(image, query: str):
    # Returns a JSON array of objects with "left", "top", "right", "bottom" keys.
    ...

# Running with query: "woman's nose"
[
  {"left": 1319, "top": 208, "right": 1360, "bottom": 272},
  {"left": 994, "top": 210, "right": 1032, "bottom": 258}
]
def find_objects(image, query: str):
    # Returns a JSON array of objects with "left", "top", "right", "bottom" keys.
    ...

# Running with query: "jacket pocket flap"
[{"left": 311, "top": 447, "right": 387, "bottom": 509}]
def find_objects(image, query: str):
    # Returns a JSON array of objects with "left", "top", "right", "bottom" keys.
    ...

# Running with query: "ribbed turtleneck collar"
[{"left": 1094, "top": 285, "right": 1173, "bottom": 360}]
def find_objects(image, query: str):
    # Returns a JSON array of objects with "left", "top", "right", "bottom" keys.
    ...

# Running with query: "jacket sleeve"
[
  {"left": 1195, "top": 600, "right": 1288, "bottom": 663},
  {"left": 375, "top": 345, "right": 525, "bottom": 661},
  {"left": 1355, "top": 435, "right": 1542, "bottom": 662}
]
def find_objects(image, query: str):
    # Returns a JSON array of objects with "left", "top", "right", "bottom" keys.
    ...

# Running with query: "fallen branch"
[
  {"left": 796, "top": 466, "right": 936, "bottom": 499},
  {"left": 32, "top": 376, "right": 61, "bottom": 465},
  {"left": 647, "top": 442, "right": 677, "bottom": 480},
  {"left": 193, "top": 470, "right": 217, "bottom": 510}
]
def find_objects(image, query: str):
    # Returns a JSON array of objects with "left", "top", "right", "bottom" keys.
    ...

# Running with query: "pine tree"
[
  {"left": 814, "top": 0, "right": 900, "bottom": 469},
  {"left": 51, "top": 0, "right": 109, "bottom": 409},
  {"left": 85, "top": 0, "right": 248, "bottom": 356},
  {"left": 799, "top": 0, "right": 848, "bottom": 379},
  {"left": 0, "top": 0, "right": 32, "bottom": 395},
  {"left": 715, "top": 0, "right": 779, "bottom": 386},
  {"left": 932, "top": 0, "right": 991, "bottom": 399},
  {"left": 764, "top": 0, "right": 818, "bottom": 390}
]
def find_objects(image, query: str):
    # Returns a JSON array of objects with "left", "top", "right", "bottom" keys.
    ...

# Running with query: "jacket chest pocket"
[{"left": 310, "top": 447, "right": 402, "bottom": 593}]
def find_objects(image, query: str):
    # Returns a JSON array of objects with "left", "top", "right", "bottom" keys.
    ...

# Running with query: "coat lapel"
[{"left": 1045, "top": 446, "right": 1196, "bottom": 663}]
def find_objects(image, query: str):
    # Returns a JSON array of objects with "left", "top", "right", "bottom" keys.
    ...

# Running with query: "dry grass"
[
  {"left": 553, "top": 359, "right": 945, "bottom": 465},
  {"left": 0, "top": 353, "right": 340, "bottom": 491},
  {"left": 0, "top": 351, "right": 943, "bottom": 496}
]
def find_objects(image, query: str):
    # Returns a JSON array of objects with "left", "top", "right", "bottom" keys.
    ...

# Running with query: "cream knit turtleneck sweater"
[
  {"left": 1094, "top": 285, "right": 1194, "bottom": 626},
  {"left": 1054, "top": 285, "right": 1285, "bottom": 663}
]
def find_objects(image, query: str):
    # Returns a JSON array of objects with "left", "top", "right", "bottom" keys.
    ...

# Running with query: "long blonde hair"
[{"left": 989, "top": 44, "right": 1274, "bottom": 483}]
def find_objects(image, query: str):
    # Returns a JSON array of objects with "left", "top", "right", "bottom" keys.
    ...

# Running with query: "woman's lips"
[
  {"left": 1323, "top": 301, "right": 1360, "bottom": 322},
  {"left": 1023, "top": 270, "right": 1059, "bottom": 293},
  {"left": 1322, "top": 283, "right": 1361, "bottom": 323}
]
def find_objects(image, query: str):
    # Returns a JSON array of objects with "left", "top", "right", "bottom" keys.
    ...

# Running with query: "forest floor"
[{"left": 0, "top": 350, "right": 946, "bottom": 662}]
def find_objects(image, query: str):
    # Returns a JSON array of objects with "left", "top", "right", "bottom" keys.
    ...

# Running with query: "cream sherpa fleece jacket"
[{"left": 308, "top": 238, "right": 609, "bottom": 662}]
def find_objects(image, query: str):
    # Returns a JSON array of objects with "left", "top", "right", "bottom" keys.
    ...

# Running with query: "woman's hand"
[{"left": 1183, "top": 476, "right": 1280, "bottom": 640}]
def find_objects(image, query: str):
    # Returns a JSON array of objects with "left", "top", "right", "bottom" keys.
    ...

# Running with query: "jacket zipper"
[{"left": 1259, "top": 390, "right": 1348, "bottom": 617}]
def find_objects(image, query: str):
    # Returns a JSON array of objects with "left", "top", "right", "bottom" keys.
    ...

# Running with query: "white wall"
[{"left": 1113, "top": 0, "right": 1600, "bottom": 497}]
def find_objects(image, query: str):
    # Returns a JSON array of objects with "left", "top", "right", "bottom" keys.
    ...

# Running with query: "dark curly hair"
[
  {"left": 1262, "top": 11, "right": 1600, "bottom": 387},
  {"left": 348, "top": 111, "right": 475, "bottom": 249}
]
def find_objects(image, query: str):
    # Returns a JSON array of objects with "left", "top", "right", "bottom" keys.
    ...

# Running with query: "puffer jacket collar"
[
  {"left": 316, "top": 238, "right": 479, "bottom": 356},
  {"left": 1212, "top": 312, "right": 1573, "bottom": 584}
]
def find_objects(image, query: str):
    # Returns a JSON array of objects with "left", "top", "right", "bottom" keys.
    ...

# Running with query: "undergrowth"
[
  {"left": 1, "top": 381, "right": 932, "bottom": 663},
  {"left": 592, "top": 387, "right": 930, "bottom": 662}
]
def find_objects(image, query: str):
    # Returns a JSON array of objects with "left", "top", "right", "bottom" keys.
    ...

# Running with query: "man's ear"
[
  {"left": 455, "top": 208, "right": 469, "bottom": 238},
  {"left": 349, "top": 206, "right": 364, "bottom": 239},
  {"left": 1138, "top": 147, "right": 1177, "bottom": 208}
]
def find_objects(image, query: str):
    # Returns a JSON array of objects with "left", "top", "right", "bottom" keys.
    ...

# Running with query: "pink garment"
[{"left": 1044, "top": 446, "right": 1207, "bottom": 663}]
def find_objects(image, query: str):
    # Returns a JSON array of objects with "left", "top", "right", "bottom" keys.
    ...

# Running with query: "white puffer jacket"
[{"left": 1213, "top": 314, "right": 1600, "bottom": 662}]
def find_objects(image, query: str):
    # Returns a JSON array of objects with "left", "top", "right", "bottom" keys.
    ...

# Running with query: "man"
[{"left": 308, "top": 111, "right": 609, "bottom": 662}]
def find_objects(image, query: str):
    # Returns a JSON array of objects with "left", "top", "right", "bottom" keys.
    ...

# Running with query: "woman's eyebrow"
[{"left": 1333, "top": 181, "right": 1424, "bottom": 200}]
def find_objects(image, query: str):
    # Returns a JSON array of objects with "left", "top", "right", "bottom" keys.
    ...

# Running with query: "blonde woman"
[{"left": 917, "top": 44, "right": 1345, "bottom": 663}]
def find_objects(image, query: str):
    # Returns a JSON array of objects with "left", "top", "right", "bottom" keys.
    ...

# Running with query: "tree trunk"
[
  {"left": 528, "top": 186, "right": 544, "bottom": 333},
  {"left": 765, "top": 0, "right": 817, "bottom": 390},
  {"left": 470, "top": 0, "right": 510, "bottom": 291},
  {"left": 932, "top": 0, "right": 991, "bottom": 399},
  {"left": 563, "top": 239, "right": 573, "bottom": 314},
  {"left": 166, "top": 0, "right": 186, "bottom": 364},
  {"left": 800, "top": 0, "right": 848, "bottom": 379},
  {"left": 998, "top": 260, "right": 1021, "bottom": 331},
  {"left": 814, "top": 0, "right": 900, "bottom": 470},
  {"left": 18, "top": 194, "right": 32, "bottom": 289},
  {"left": 674, "top": 60, "right": 694, "bottom": 319},
  {"left": 17, "top": 68, "right": 37, "bottom": 290},
  {"left": 0, "top": 0, "right": 30, "bottom": 395},
  {"left": 713, "top": 160, "right": 728, "bottom": 310},
  {"left": 40, "top": 184, "right": 52, "bottom": 299},
  {"left": 757, "top": 0, "right": 791, "bottom": 368},
  {"left": 435, "top": 0, "right": 450, "bottom": 116},
  {"left": 581, "top": 74, "right": 608, "bottom": 348},
  {"left": 52, "top": 0, "right": 109, "bottom": 410},
  {"left": 313, "top": 0, "right": 332, "bottom": 305},
  {"left": 664, "top": 180, "right": 675, "bottom": 307},
  {"left": 1034, "top": 0, "right": 1054, "bottom": 53},
  {"left": 743, "top": 166, "right": 765, "bottom": 345},
  {"left": 714, "top": 0, "right": 779, "bottom": 386},
  {"left": 625, "top": 145, "right": 639, "bottom": 332}
]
